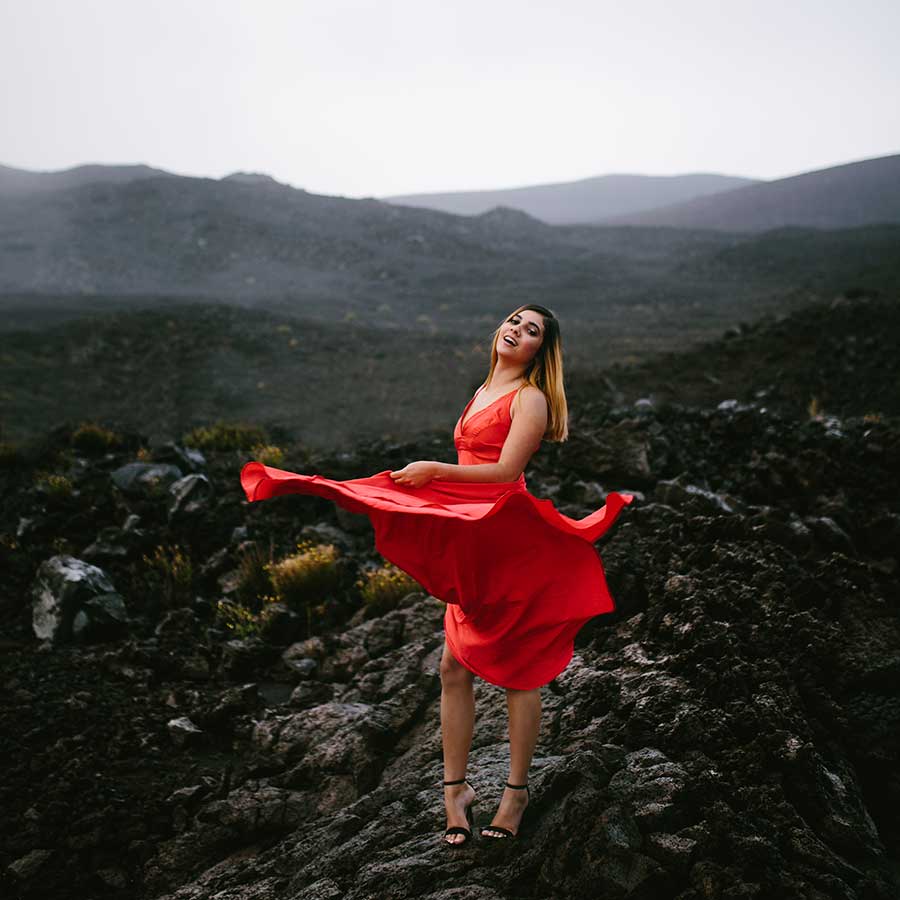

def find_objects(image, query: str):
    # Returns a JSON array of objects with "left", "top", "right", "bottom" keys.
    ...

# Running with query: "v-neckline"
[{"left": 459, "top": 383, "right": 521, "bottom": 432}]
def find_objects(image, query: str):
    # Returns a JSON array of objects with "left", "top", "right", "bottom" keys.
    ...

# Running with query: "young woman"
[{"left": 240, "top": 303, "right": 634, "bottom": 847}]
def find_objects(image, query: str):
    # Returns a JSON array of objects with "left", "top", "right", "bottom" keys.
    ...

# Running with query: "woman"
[{"left": 240, "top": 303, "right": 634, "bottom": 847}]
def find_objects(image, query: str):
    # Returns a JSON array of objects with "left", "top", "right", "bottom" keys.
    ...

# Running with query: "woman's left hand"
[{"left": 389, "top": 461, "right": 437, "bottom": 488}]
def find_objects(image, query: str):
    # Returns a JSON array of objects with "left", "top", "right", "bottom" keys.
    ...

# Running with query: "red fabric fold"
[{"left": 239, "top": 384, "right": 634, "bottom": 689}]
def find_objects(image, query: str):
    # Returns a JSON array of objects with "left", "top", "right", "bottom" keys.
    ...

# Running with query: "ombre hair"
[{"left": 483, "top": 303, "right": 568, "bottom": 442}]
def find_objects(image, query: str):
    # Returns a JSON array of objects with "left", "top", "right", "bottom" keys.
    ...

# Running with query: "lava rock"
[
  {"left": 167, "top": 473, "right": 214, "bottom": 521},
  {"left": 111, "top": 461, "right": 184, "bottom": 496},
  {"left": 31, "top": 555, "right": 129, "bottom": 645}
]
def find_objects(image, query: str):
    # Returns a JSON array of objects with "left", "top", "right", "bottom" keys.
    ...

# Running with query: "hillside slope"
[
  {"left": 600, "top": 153, "right": 900, "bottom": 231},
  {"left": 383, "top": 171, "right": 756, "bottom": 224}
]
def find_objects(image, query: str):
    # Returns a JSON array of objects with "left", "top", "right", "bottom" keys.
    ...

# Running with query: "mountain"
[
  {"left": 221, "top": 171, "right": 291, "bottom": 188},
  {"left": 598, "top": 152, "right": 900, "bottom": 231},
  {"left": 0, "top": 169, "right": 577, "bottom": 307},
  {"left": 0, "top": 162, "right": 177, "bottom": 195},
  {"left": 1, "top": 159, "right": 899, "bottom": 379},
  {"left": 382, "top": 171, "right": 757, "bottom": 224}
]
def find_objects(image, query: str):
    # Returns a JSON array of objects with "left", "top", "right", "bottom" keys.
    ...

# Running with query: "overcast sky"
[{"left": 2, "top": 0, "right": 898, "bottom": 198}]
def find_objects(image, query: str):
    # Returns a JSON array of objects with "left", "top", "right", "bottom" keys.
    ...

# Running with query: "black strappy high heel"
[
  {"left": 442, "top": 778, "right": 476, "bottom": 847},
  {"left": 479, "top": 781, "right": 529, "bottom": 839}
]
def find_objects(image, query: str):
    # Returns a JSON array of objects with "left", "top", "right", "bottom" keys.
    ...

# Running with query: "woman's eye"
[{"left": 508, "top": 315, "right": 538, "bottom": 336}]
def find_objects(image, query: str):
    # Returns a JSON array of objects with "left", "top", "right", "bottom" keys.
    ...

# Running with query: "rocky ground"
[
  {"left": 574, "top": 291, "right": 900, "bottom": 422},
  {"left": 1, "top": 294, "right": 898, "bottom": 900}
]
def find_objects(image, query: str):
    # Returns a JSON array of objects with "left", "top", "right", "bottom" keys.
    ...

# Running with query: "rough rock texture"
[{"left": 1, "top": 299, "right": 899, "bottom": 900}]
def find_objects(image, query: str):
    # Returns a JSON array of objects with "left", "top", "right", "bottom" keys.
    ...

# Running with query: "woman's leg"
[
  {"left": 440, "top": 638, "right": 477, "bottom": 844},
  {"left": 481, "top": 686, "right": 540, "bottom": 837}
]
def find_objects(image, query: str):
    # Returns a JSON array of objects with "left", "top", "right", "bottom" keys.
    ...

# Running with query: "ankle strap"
[
  {"left": 506, "top": 781, "right": 528, "bottom": 789},
  {"left": 443, "top": 778, "right": 467, "bottom": 785}
]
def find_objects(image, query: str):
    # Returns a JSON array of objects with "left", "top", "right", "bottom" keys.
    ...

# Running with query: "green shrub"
[
  {"left": 182, "top": 420, "right": 269, "bottom": 451},
  {"left": 215, "top": 592, "right": 294, "bottom": 640},
  {"left": 234, "top": 539, "right": 276, "bottom": 609},
  {"left": 142, "top": 543, "right": 193, "bottom": 609},
  {"left": 71, "top": 421, "right": 122, "bottom": 453},
  {"left": 356, "top": 561, "right": 421, "bottom": 615},
  {"left": 34, "top": 471, "right": 74, "bottom": 501},
  {"left": 267, "top": 540, "right": 342, "bottom": 606},
  {"left": 267, "top": 540, "right": 342, "bottom": 633},
  {"left": 250, "top": 443, "right": 285, "bottom": 467},
  {"left": 215, "top": 598, "right": 260, "bottom": 639}
]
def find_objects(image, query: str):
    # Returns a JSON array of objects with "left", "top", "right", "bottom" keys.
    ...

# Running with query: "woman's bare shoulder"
[
  {"left": 512, "top": 384, "right": 548, "bottom": 417},
  {"left": 520, "top": 384, "right": 547, "bottom": 401}
]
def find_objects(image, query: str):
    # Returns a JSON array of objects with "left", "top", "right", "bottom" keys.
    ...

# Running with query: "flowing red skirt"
[{"left": 241, "top": 462, "right": 634, "bottom": 690}]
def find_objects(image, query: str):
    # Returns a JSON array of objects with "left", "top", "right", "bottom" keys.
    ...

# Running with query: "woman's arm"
[{"left": 389, "top": 386, "right": 549, "bottom": 486}]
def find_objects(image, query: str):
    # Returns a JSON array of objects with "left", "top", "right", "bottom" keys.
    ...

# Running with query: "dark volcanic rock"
[
  {"left": 111, "top": 461, "right": 184, "bottom": 496},
  {"left": 1, "top": 298, "right": 899, "bottom": 899},
  {"left": 31, "top": 554, "right": 130, "bottom": 644}
]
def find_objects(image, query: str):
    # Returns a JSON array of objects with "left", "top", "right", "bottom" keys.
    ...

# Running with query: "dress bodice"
[{"left": 453, "top": 384, "right": 531, "bottom": 483}]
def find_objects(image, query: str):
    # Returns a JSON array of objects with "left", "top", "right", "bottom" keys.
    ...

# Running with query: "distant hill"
[
  {"left": 1, "top": 160, "right": 899, "bottom": 351},
  {"left": 221, "top": 171, "right": 292, "bottom": 188},
  {"left": 599, "top": 153, "right": 900, "bottom": 231},
  {"left": 382, "top": 172, "right": 757, "bottom": 224},
  {"left": 0, "top": 169, "right": 577, "bottom": 308},
  {"left": 0, "top": 162, "right": 177, "bottom": 195},
  {"left": 0, "top": 162, "right": 301, "bottom": 195}
]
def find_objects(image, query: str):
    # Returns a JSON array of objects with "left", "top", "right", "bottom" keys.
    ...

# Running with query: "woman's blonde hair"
[{"left": 483, "top": 303, "right": 568, "bottom": 442}]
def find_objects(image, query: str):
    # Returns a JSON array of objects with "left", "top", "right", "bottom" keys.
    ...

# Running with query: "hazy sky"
[{"left": 2, "top": 0, "right": 898, "bottom": 197}]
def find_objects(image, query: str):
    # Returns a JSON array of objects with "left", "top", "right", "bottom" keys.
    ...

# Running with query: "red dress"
[{"left": 240, "top": 384, "right": 634, "bottom": 690}]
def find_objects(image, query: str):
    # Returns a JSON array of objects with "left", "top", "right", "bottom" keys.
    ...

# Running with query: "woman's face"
[{"left": 497, "top": 309, "right": 545, "bottom": 363}]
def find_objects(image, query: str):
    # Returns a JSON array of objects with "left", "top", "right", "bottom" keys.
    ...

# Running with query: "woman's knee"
[{"left": 440, "top": 645, "right": 473, "bottom": 686}]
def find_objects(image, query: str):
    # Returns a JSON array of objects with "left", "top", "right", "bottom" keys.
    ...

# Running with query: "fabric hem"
[{"left": 443, "top": 615, "right": 573, "bottom": 691}]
